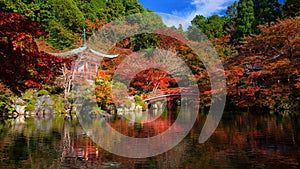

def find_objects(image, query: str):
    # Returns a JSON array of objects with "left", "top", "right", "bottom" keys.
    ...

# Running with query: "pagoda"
[{"left": 49, "top": 29, "right": 118, "bottom": 82}]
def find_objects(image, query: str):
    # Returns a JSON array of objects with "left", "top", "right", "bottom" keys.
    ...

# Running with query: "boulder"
[
  {"left": 34, "top": 95, "right": 56, "bottom": 116},
  {"left": 12, "top": 98, "right": 26, "bottom": 115}
]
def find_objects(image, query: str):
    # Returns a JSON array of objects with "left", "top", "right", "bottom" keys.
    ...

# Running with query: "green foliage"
[
  {"left": 130, "top": 33, "right": 160, "bottom": 51},
  {"left": 75, "top": 0, "right": 106, "bottom": 21},
  {"left": 0, "top": 0, "right": 156, "bottom": 50},
  {"left": 93, "top": 105, "right": 103, "bottom": 114},
  {"left": 0, "top": 0, "right": 54, "bottom": 23},
  {"left": 22, "top": 89, "right": 37, "bottom": 113},
  {"left": 0, "top": 83, "right": 15, "bottom": 113},
  {"left": 253, "top": 0, "right": 282, "bottom": 27},
  {"left": 50, "top": 94, "right": 65, "bottom": 113},
  {"left": 236, "top": 0, "right": 256, "bottom": 38},
  {"left": 122, "top": 0, "right": 144, "bottom": 15},
  {"left": 106, "top": 0, "right": 126, "bottom": 22},
  {"left": 46, "top": 20, "right": 81, "bottom": 50},
  {"left": 190, "top": 14, "right": 229, "bottom": 39},
  {"left": 25, "top": 104, "right": 35, "bottom": 112},
  {"left": 22, "top": 89, "right": 36, "bottom": 100},
  {"left": 283, "top": 0, "right": 300, "bottom": 17},
  {"left": 0, "top": 0, "right": 84, "bottom": 49},
  {"left": 134, "top": 95, "right": 146, "bottom": 110},
  {"left": 161, "top": 108, "right": 168, "bottom": 118},
  {"left": 37, "top": 89, "right": 49, "bottom": 96},
  {"left": 125, "top": 100, "right": 132, "bottom": 109},
  {"left": 226, "top": 1, "right": 238, "bottom": 19},
  {"left": 49, "top": 0, "right": 85, "bottom": 32}
]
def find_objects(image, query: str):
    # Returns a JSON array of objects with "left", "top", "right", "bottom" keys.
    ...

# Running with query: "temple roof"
[
  {"left": 48, "top": 29, "right": 118, "bottom": 59},
  {"left": 48, "top": 46, "right": 118, "bottom": 59}
]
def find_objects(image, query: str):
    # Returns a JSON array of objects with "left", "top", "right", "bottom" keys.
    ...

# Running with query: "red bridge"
[{"left": 143, "top": 87, "right": 199, "bottom": 103}]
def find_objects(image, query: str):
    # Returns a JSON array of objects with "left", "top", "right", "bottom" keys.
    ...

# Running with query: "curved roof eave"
[{"left": 48, "top": 46, "right": 118, "bottom": 59}]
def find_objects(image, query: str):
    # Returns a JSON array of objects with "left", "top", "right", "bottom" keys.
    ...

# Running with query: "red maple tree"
[{"left": 0, "top": 11, "right": 67, "bottom": 93}]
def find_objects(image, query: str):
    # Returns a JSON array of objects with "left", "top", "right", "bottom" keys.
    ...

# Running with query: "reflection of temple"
[
  {"left": 60, "top": 120, "right": 100, "bottom": 167},
  {"left": 60, "top": 116, "right": 187, "bottom": 168}
]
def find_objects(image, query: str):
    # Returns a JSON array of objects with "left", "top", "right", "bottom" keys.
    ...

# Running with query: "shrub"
[{"left": 38, "top": 89, "right": 49, "bottom": 96}]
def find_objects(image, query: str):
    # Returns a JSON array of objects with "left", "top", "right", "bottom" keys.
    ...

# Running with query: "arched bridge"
[
  {"left": 143, "top": 92, "right": 199, "bottom": 103},
  {"left": 143, "top": 88, "right": 199, "bottom": 103}
]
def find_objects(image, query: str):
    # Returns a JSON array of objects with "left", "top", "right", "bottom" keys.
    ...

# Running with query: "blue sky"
[
  {"left": 138, "top": 0, "right": 284, "bottom": 29},
  {"left": 138, "top": 0, "right": 236, "bottom": 29}
]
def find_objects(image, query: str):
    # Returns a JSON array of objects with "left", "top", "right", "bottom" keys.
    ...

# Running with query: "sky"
[
  {"left": 138, "top": 0, "right": 236, "bottom": 29},
  {"left": 138, "top": 0, "right": 285, "bottom": 30}
]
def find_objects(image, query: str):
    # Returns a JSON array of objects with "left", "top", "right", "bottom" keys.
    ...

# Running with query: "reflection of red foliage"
[{"left": 109, "top": 112, "right": 183, "bottom": 138}]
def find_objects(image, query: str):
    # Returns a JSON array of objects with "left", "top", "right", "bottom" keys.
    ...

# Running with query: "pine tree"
[
  {"left": 236, "top": 0, "right": 255, "bottom": 38},
  {"left": 49, "top": 0, "right": 86, "bottom": 33},
  {"left": 253, "top": 0, "right": 281, "bottom": 26},
  {"left": 106, "top": 0, "right": 125, "bottom": 22},
  {"left": 283, "top": 0, "right": 300, "bottom": 17},
  {"left": 191, "top": 14, "right": 228, "bottom": 39},
  {"left": 226, "top": 1, "right": 238, "bottom": 19},
  {"left": 122, "top": 0, "right": 144, "bottom": 15}
]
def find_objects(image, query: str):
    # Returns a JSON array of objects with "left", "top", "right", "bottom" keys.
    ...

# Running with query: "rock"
[
  {"left": 130, "top": 103, "right": 135, "bottom": 111},
  {"left": 11, "top": 98, "right": 26, "bottom": 115},
  {"left": 44, "top": 106, "right": 55, "bottom": 115},
  {"left": 15, "top": 105, "right": 26, "bottom": 115},
  {"left": 33, "top": 95, "right": 56, "bottom": 115},
  {"left": 14, "top": 115, "right": 25, "bottom": 124}
]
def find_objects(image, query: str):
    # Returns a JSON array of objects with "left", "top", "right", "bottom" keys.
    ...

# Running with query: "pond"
[{"left": 0, "top": 109, "right": 299, "bottom": 169}]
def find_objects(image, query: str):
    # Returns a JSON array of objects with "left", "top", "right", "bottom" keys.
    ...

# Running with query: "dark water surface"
[{"left": 0, "top": 111, "right": 299, "bottom": 169}]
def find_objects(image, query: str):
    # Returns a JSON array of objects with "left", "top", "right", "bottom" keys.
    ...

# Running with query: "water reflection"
[{"left": 0, "top": 111, "right": 299, "bottom": 168}]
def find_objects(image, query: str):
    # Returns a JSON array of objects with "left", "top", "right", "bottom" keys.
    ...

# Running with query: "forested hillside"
[{"left": 0, "top": 0, "right": 146, "bottom": 50}]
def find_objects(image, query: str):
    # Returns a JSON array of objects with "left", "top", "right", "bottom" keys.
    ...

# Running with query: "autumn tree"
[
  {"left": 225, "top": 17, "right": 300, "bottom": 110},
  {"left": 0, "top": 12, "right": 67, "bottom": 94}
]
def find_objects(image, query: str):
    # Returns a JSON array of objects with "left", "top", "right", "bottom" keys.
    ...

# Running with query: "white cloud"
[
  {"left": 160, "top": 0, "right": 235, "bottom": 30},
  {"left": 159, "top": 13, "right": 191, "bottom": 31}
]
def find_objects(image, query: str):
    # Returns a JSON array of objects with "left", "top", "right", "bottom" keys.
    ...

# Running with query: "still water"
[{"left": 0, "top": 110, "right": 299, "bottom": 169}]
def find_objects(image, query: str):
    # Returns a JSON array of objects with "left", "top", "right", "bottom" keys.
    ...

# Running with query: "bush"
[
  {"left": 125, "top": 100, "right": 132, "bottom": 109},
  {"left": 38, "top": 89, "right": 49, "bottom": 96},
  {"left": 134, "top": 95, "right": 146, "bottom": 111}
]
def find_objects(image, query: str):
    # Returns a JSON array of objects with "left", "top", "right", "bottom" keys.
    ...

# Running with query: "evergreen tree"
[
  {"left": 191, "top": 15, "right": 228, "bottom": 39},
  {"left": 253, "top": 0, "right": 281, "bottom": 26},
  {"left": 225, "top": 1, "right": 239, "bottom": 40},
  {"left": 236, "top": 0, "right": 255, "bottom": 38},
  {"left": 49, "top": 0, "right": 86, "bottom": 33},
  {"left": 74, "top": 0, "right": 106, "bottom": 21},
  {"left": 226, "top": 1, "right": 238, "bottom": 19},
  {"left": 75, "top": 0, "right": 97, "bottom": 21},
  {"left": 283, "top": 0, "right": 300, "bottom": 17},
  {"left": 122, "top": 0, "right": 144, "bottom": 15},
  {"left": 106, "top": 0, "right": 126, "bottom": 22}
]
